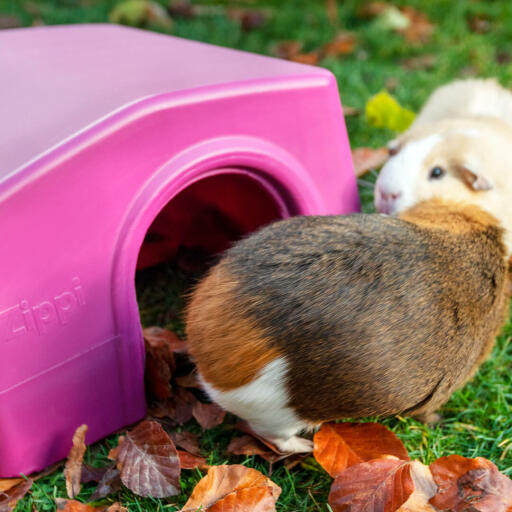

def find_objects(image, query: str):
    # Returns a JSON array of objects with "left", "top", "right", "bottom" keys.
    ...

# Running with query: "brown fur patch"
[
  {"left": 399, "top": 199, "right": 499, "bottom": 233},
  {"left": 185, "top": 264, "right": 279, "bottom": 391}
]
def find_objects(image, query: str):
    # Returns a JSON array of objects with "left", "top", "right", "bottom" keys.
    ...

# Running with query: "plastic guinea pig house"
[{"left": 0, "top": 24, "right": 359, "bottom": 477}]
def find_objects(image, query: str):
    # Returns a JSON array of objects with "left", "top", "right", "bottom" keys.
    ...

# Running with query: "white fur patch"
[
  {"left": 201, "top": 357, "right": 311, "bottom": 441},
  {"left": 375, "top": 134, "right": 442, "bottom": 213}
]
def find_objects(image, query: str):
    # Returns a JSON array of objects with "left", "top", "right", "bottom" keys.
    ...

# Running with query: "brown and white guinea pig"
[
  {"left": 375, "top": 80, "right": 512, "bottom": 249},
  {"left": 186, "top": 199, "right": 509, "bottom": 453}
]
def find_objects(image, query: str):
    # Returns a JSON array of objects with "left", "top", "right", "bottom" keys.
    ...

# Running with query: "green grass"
[{"left": 2, "top": 0, "right": 512, "bottom": 510}]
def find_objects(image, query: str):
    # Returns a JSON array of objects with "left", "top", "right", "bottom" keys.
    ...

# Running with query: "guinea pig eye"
[{"left": 429, "top": 166, "right": 445, "bottom": 180}]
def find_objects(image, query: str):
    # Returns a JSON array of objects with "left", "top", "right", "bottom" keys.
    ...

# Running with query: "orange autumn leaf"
[
  {"left": 328, "top": 458, "right": 414, "bottom": 512},
  {"left": 64, "top": 424, "right": 88, "bottom": 499},
  {"left": 352, "top": 147, "right": 389, "bottom": 177},
  {"left": 180, "top": 465, "right": 281, "bottom": 512},
  {"left": 429, "top": 455, "right": 512, "bottom": 511},
  {"left": 54, "top": 499, "right": 100, "bottom": 512},
  {"left": 0, "top": 479, "right": 23, "bottom": 493},
  {"left": 178, "top": 450, "right": 209, "bottom": 471},
  {"left": 0, "top": 479, "right": 33, "bottom": 512},
  {"left": 399, "top": 6, "right": 434, "bottom": 44},
  {"left": 108, "top": 420, "right": 180, "bottom": 498},
  {"left": 314, "top": 422, "right": 409, "bottom": 478},
  {"left": 397, "top": 461, "right": 437, "bottom": 512}
]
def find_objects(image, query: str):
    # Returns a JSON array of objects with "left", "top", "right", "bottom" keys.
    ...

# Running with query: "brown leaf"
[
  {"left": 144, "top": 327, "right": 180, "bottom": 400},
  {"left": 271, "top": 41, "right": 303, "bottom": 60},
  {"left": 235, "top": 422, "right": 289, "bottom": 456},
  {"left": 88, "top": 468, "right": 121, "bottom": 502},
  {"left": 108, "top": 420, "right": 180, "bottom": 498},
  {"left": 105, "top": 505, "right": 127, "bottom": 512},
  {"left": 80, "top": 465, "right": 111, "bottom": 485},
  {"left": 429, "top": 455, "right": 512, "bottom": 511},
  {"left": 397, "top": 461, "right": 437, "bottom": 512},
  {"left": 290, "top": 52, "right": 319, "bottom": 65},
  {"left": 143, "top": 326, "right": 187, "bottom": 353},
  {"left": 170, "top": 431, "right": 201, "bottom": 456},
  {"left": 351, "top": 147, "right": 389, "bottom": 177},
  {"left": 227, "top": 435, "right": 289, "bottom": 464},
  {"left": 65, "top": 425, "right": 88, "bottom": 499},
  {"left": 0, "top": 15, "right": 22, "bottom": 29},
  {"left": 328, "top": 459, "right": 414, "bottom": 512},
  {"left": 0, "top": 480, "right": 23, "bottom": 493},
  {"left": 180, "top": 465, "right": 281, "bottom": 512},
  {"left": 399, "top": 7, "right": 434, "bottom": 43},
  {"left": 54, "top": 499, "right": 103, "bottom": 512},
  {"left": 401, "top": 55, "right": 437, "bottom": 71},
  {"left": 343, "top": 105, "right": 360, "bottom": 116},
  {"left": 314, "top": 422, "right": 409, "bottom": 478},
  {"left": 468, "top": 14, "right": 491, "bottom": 34},
  {"left": 0, "top": 479, "right": 33, "bottom": 512},
  {"left": 175, "top": 372, "right": 202, "bottom": 389},
  {"left": 167, "top": 0, "right": 197, "bottom": 18},
  {"left": 178, "top": 450, "right": 209, "bottom": 470},
  {"left": 321, "top": 32, "right": 357, "bottom": 58},
  {"left": 192, "top": 402, "right": 226, "bottom": 429},
  {"left": 358, "top": 2, "right": 390, "bottom": 17}
]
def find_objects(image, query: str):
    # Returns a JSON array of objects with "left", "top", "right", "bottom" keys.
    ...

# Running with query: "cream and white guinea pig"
[{"left": 375, "top": 79, "right": 512, "bottom": 254}]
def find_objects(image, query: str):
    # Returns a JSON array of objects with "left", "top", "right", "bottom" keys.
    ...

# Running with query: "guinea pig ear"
[
  {"left": 456, "top": 164, "right": 494, "bottom": 191},
  {"left": 387, "top": 138, "right": 402, "bottom": 156}
]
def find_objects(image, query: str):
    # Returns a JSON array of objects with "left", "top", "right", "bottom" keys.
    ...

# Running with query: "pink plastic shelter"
[{"left": 0, "top": 24, "right": 359, "bottom": 476}]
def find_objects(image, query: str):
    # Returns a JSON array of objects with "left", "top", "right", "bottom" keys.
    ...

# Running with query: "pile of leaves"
[{"left": 2, "top": 326, "right": 511, "bottom": 511}]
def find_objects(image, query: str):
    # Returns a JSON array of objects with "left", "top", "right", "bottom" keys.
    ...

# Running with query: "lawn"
[{"left": 2, "top": 0, "right": 512, "bottom": 510}]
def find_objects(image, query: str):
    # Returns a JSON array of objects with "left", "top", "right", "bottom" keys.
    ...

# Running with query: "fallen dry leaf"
[
  {"left": 178, "top": 450, "right": 209, "bottom": 470},
  {"left": 400, "top": 55, "right": 437, "bottom": 71},
  {"left": 0, "top": 479, "right": 33, "bottom": 512},
  {"left": 0, "top": 480, "right": 23, "bottom": 493},
  {"left": 328, "top": 459, "right": 414, "bottom": 512},
  {"left": 397, "top": 461, "right": 437, "bottom": 512},
  {"left": 399, "top": 6, "right": 434, "bottom": 43},
  {"left": 55, "top": 499, "right": 103, "bottom": 512},
  {"left": 271, "top": 40, "right": 303, "bottom": 60},
  {"left": 180, "top": 465, "right": 281, "bottom": 512},
  {"left": 321, "top": 32, "right": 357, "bottom": 58},
  {"left": 88, "top": 467, "right": 121, "bottom": 502},
  {"left": 227, "top": 435, "right": 288, "bottom": 465},
  {"left": 143, "top": 326, "right": 187, "bottom": 401},
  {"left": 175, "top": 372, "right": 202, "bottom": 389},
  {"left": 105, "top": 505, "right": 127, "bottom": 512},
  {"left": 170, "top": 431, "right": 201, "bottom": 456},
  {"left": 65, "top": 424, "right": 88, "bottom": 499},
  {"left": 227, "top": 8, "right": 268, "bottom": 31},
  {"left": 314, "top": 422, "right": 409, "bottom": 478},
  {"left": 468, "top": 14, "right": 491, "bottom": 34},
  {"left": 80, "top": 465, "right": 111, "bottom": 484},
  {"left": 290, "top": 52, "right": 319, "bottom": 65},
  {"left": 358, "top": 2, "right": 390, "bottom": 17},
  {"left": 143, "top": 326, "right": 187, "bottom": 353},
  {"left": 192, "top": 401, "right": 226, "bottom": 429},
  {"left": 351, "top": 147, "right": 389, "bottom": 177},
  {"left": 167, "top": 0, "right": 197, "bottom": 18},
  {"left": 149, "top": 387, "right": 197, "bottom": 425},
  {"left": 429, "top": 455, "right": 512, "bottom": 511},
  {"left": 108, "top": 420, "right": 180, "bottom": 498}
]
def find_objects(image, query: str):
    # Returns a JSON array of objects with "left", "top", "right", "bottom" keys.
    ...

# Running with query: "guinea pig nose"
[{"left": 379, "top": 190, "right": 402, "bottom": 202}]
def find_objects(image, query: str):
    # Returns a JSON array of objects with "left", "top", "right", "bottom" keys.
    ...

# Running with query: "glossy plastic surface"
[{"left": 0, "top": 24, "right": 359, "bottom": 476}]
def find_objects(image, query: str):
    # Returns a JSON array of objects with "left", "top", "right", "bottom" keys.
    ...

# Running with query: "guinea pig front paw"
[
  {"left": 412, "top": 411, "right": 442, "bottom": 424},
  {"left": 270, "top": 435, "right": 313, "bottom": 454}
]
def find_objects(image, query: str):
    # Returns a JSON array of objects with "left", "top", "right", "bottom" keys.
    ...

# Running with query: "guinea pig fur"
[
  {"left": 186, "top": 200, "right": 509, "bottom": 453},
  {"left": 408, "top": 78, "right": 512, "bottom": 129},
  {"left": 375, "top": 116, "right": 512, "bottom": 257}
]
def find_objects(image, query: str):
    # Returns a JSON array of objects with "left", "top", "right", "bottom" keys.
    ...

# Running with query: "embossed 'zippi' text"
[{"left": 0, "top": 277, "right": 85, "bottom": 342}]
